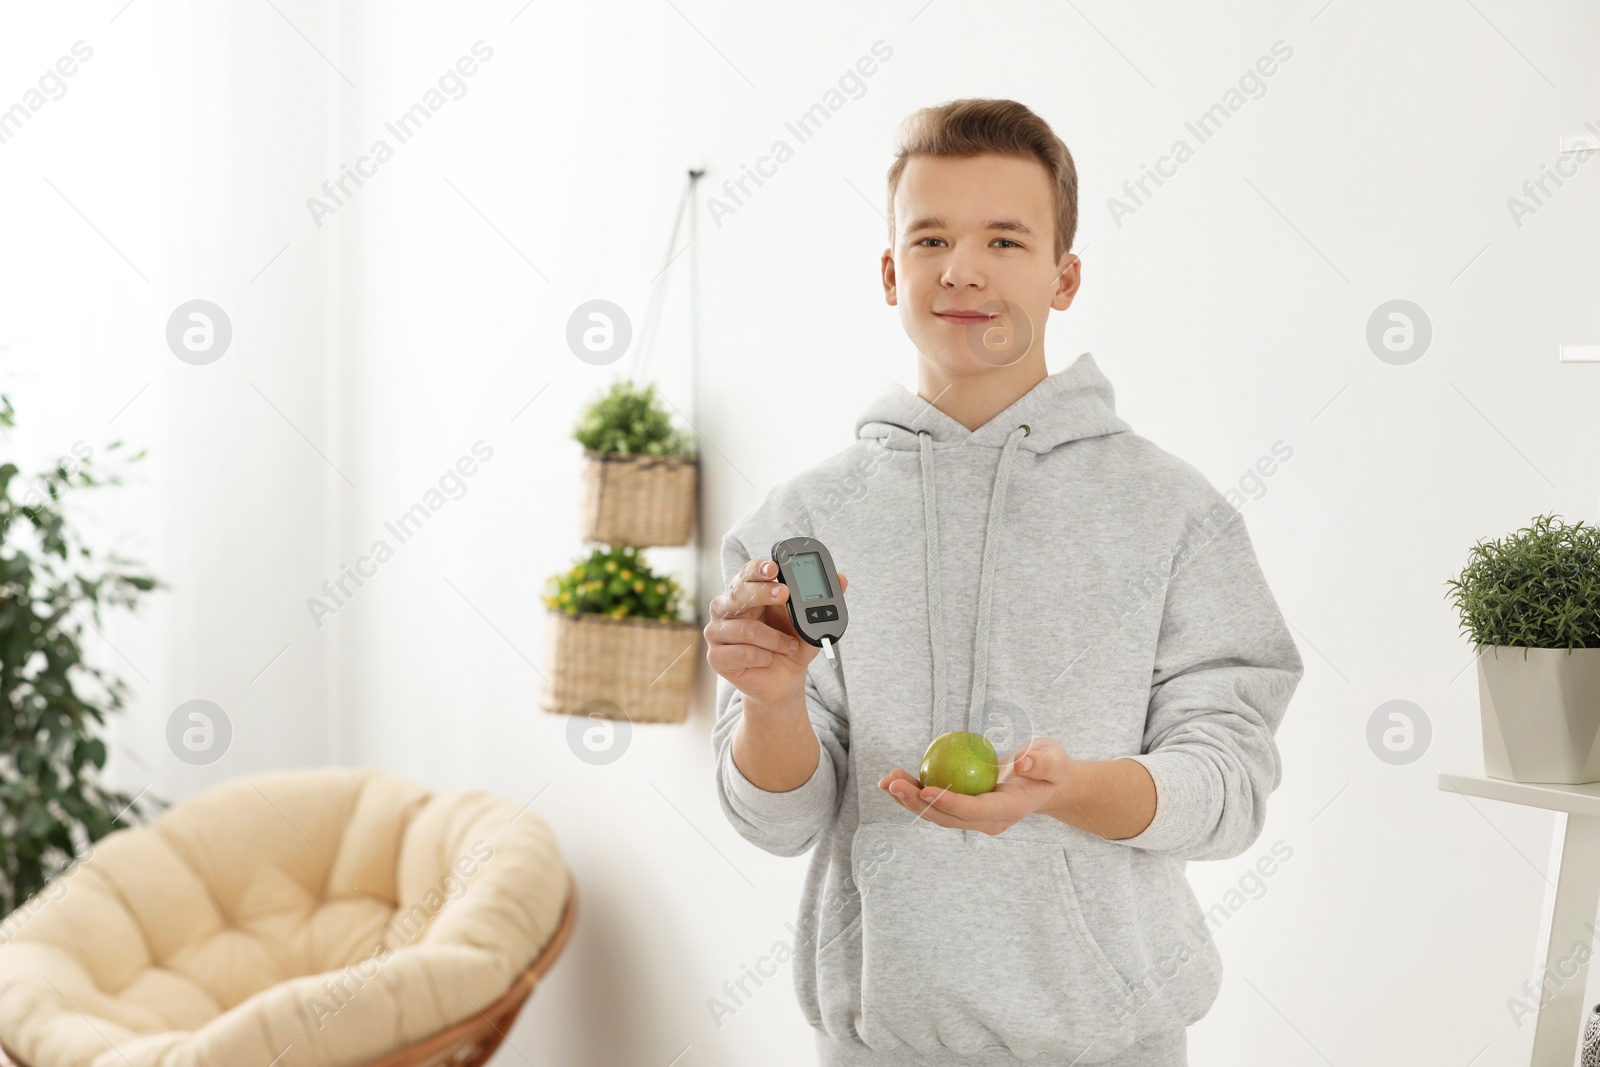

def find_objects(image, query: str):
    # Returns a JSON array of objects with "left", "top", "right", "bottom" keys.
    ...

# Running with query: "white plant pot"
[{"left": 1478, "top": 645, "right": 1600, "bottom": 784}]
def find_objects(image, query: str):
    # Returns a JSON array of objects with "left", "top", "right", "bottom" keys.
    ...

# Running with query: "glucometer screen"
[{"left": 789, "top": 552, "right": 832, "bottom": 601}]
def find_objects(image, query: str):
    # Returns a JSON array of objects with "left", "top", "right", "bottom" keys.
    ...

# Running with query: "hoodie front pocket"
[{"left": 851, "top": 821, "right": 1139, "bottom": 1060}]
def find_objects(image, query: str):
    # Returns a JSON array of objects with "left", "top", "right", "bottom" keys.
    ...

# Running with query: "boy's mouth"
[{"left": 932, "top": 309, "right": 996, "bottom": 325}]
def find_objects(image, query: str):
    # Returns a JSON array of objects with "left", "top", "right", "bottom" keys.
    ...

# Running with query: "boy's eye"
[{"left": 912, "top": 236, "right": 1022, "bottom": 249}]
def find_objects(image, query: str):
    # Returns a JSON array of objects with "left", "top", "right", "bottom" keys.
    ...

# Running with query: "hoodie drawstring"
[{"left": 917, "top": 422, "right": 1030, "bottom": 741}]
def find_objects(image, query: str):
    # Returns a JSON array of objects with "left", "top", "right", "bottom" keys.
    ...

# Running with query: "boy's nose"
[{"left": 940, "top": 267, "right": 985, "bottom": 288}]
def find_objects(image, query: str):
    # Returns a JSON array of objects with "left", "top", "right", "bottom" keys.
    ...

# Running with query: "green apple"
[{"left": 919, "top": 731, "right": 999, "bottom": 796}]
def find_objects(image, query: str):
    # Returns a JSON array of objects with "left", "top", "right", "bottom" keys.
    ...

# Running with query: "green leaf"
[
  {"left": 571, "top": 379, "right": 696, "bottom": 458},
  {"left": 0, "top": 395, "right": 164, "bottom": 913},
  {"left": 1445, "top": 513, "right": 1600, "bottom": 650}
]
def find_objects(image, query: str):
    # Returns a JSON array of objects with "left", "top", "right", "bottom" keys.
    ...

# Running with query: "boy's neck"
[{"left": 916, "top": 349, "right": 1049, "bottom": 432}]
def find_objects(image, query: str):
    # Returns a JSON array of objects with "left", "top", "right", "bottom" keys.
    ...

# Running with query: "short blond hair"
[{"left": 886, "top": 98, "right": 1078, "bottom": 263}]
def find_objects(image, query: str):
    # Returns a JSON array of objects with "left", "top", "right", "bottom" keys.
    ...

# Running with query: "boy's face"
[{"left": 881, "top": 153, "right": 1080, "bottom": 375}]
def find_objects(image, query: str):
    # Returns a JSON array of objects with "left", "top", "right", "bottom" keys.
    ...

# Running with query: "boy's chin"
[
  {"left": 911, "top": 317, "right": 1036, "bottom": 372},
  {"left": 915, "top": 344, "right": 1021, "bottom": 377}
]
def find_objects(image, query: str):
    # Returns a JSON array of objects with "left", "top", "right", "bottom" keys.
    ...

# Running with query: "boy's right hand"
[{"left": 704, "top": 558, "right": 849, "bottom": 709}]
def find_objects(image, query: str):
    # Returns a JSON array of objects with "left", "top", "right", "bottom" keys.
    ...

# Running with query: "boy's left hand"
[{"left": 877, "top": 737, "right": 1073, "bottom": 834}]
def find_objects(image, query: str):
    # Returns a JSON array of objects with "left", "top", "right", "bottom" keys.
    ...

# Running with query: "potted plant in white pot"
[
  {"left": 540, "top": 545, "right": 698, "bottom": 724},
  {"left": 1446, "top": 513, "right": 1600, "bottom": 784},
  {"left": 574, "top": 380, "right": 697, "bottom": 547}
]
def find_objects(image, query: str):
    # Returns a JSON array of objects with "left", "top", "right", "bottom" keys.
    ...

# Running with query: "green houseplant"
[
  {"left": 542, "top": 545, "right": 686, "bottom": 621},
  {"left": 1446, "top": 513, "right": 1600, "bottom": 783},
  {"left": 575, "top": 380, "right": 698, "bottom": 547},
  {"left": 573, "top": 380, "right": 695, "bottom": 458},
  {"left": 539, "top": 546, "right": 697, "bottom": 724},
  {"left": 0, "top": 394, "right": 162, "bottom": 917}
]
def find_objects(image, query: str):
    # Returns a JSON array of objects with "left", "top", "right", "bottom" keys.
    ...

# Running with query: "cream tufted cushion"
[{"left": 0, "top": 768, "right": 570, "bottom": 1067}]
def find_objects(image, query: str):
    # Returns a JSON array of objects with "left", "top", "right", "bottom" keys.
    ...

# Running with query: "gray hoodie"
[{"left": 711, "top": 352, "right": 1304, "bottom": 1064}]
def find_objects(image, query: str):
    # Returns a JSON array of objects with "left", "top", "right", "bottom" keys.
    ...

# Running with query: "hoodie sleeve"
[
  {"left": 1116, "top": 488, "right": 1304, "bottom": 862},
  {"left": 710, "top": 528, "right": 849, "bottom": 858}
]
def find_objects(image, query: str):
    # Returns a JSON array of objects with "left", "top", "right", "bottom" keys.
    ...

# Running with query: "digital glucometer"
[{"left": 770, "top": 536, "right": 848, "bottom": 669}]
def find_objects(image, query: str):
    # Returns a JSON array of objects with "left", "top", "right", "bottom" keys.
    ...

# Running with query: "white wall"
[
  {"left": 0, "top": 2, "right": 343, "bottom": 796},
  {"left": 4, "top": 1, "right": 1600, "bottom": 1065}
]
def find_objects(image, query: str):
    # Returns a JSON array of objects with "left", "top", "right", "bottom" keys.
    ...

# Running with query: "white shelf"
[
  {"left": 1440, "top": 769, "right": 1600, "bottom": 1066},
  {"left": 1439, "top": 771, "right": 1600, "bottom": 818}
]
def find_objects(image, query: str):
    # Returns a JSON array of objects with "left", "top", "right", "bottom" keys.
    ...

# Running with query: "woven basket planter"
[
  {"left": 541, "top": 610, "right": 699, "bottom": 724},
  {"left": 579, "top": 450, "right": 697, "bottom": 547}
]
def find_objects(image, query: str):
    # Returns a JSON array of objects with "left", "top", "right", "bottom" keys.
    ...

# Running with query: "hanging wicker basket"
[
  {"left": 579, "top": 450, "right": 697, "bottom": 547},
  {"left": 540, "top": 610, "right": 699, "bottom": 724}
]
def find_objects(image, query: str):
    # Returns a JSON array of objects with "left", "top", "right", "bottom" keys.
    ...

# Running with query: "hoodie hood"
[{"left": 854, "top": 350, "right": 1131, "bottom": 453}]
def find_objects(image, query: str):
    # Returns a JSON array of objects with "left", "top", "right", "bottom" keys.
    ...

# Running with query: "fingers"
[
  {"left": 877, "top": 767, "right": 922, "bottom": 798},
  {"left": 882, "top": 784, "right": 983, "bottom": 830},
  {"left": 705, "top": 640, "right": 784, "bottom": 674},
  {"left": 915, "top": 786, "right": 970, "bottom": 817},
  {"left": 1009, "top": 737, "right": 1070, "bottom": 781},
  {"left": 897, "top": 800, "right": 961, "bottom": 829},
  {"left": 877, "top": 766, "right": 1023, "bottom": 834},
  {"left": 881, "top": 780, "right": 951, "bottom": 822},
  {"left": 702, "top": 558, "right": 806, "bottom": 684},
  {"left": 712, "top": 560, "right": 849, "bottom": 620},
  {"left": 709, "top": 558, "right": 790, "bottom": 621},
  {"left": 703, "top": 613, "right": 799, "bottom": 656},
  {"left": 877, "top": 770, "right": 968, "bottom": 828}
]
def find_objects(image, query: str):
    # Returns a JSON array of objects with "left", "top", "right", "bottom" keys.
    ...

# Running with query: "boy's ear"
[
  {"left": 1050, "top": 254, "right": 1082, "bottom": 312},
  {"left": 880, "top": 248, "right": 898, "bottom": 306}
]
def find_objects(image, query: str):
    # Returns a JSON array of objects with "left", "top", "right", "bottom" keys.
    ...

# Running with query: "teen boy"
[{"left": 705, "top": 98, "right": 1303, "bottom": 1066}]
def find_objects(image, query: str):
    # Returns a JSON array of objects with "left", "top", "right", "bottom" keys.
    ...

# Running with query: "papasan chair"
[{"left": 0, "top": 768, "right": 576, "bottom": 1067}]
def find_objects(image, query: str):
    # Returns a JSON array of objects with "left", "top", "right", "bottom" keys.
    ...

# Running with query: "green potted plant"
[
  {"left": 574, "top": 379, "right": 697, "bottom": 547},
  {"left": 1446, "top": 513, "right": 1600, "bottom": 783},
  {"left": 539, "top": 545, "right": 698, "bottom": 723},
  {"left": 0, "top": 394, "right": 162, "bottom": 918}
]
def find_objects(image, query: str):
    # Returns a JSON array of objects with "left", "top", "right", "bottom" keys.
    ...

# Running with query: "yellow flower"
[{"left": 620, "top": 569, "right": 633, "bottom": 581}]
